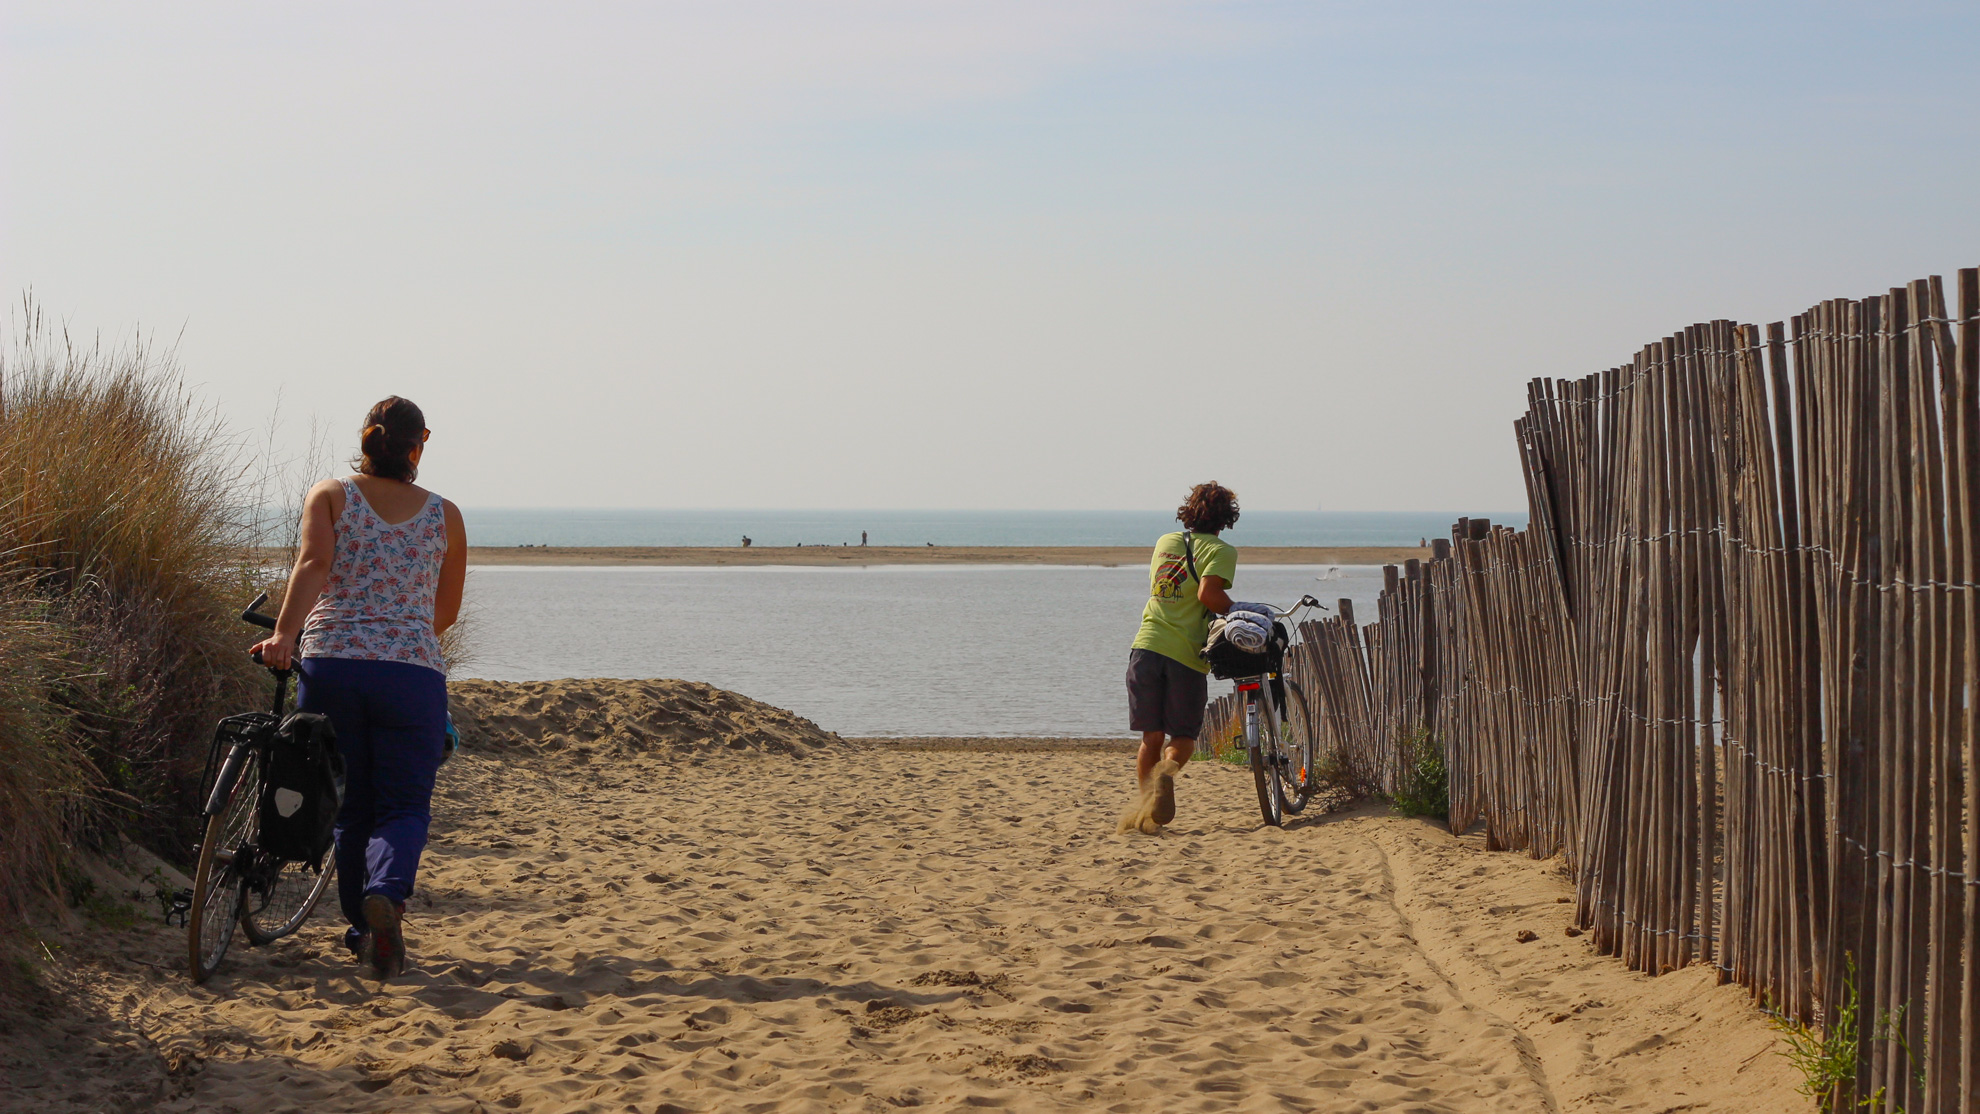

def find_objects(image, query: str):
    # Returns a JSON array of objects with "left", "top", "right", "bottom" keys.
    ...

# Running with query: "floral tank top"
[{"left": 299, "top": 478, "right": 448, "bottom": 674}]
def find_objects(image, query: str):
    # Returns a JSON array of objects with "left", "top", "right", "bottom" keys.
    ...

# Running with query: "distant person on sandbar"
[
  {"left": 1119, "top": 482, "right": 1238, "bottom": 834},
  {"left": 250, "top": 396, "right": 467, "bottom": 979}
]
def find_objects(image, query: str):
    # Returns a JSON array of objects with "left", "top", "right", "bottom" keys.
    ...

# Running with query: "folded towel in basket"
[{"left": 1222, "top": 613, "right": 1271, "bottom": 651}]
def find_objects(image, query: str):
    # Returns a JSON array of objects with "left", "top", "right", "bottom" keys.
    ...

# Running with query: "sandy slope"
[
  {"left": 6, "top": 743, "right": 1806, "bottom": 1113},
  {"left": 446, "top": 678, "right": 843, "bottom": 757}
]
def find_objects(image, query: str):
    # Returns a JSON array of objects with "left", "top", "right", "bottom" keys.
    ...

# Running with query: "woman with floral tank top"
[{"left": 251, "top": 396, "right": 467, "bottom": 979}]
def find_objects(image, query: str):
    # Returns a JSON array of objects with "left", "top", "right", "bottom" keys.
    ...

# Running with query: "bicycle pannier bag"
[
  {"left": 1205, "top": 619, "right": 1290, "bottom": 680},
  {"left": 258, "top": 712, "right": 344, "bottom": 864}
]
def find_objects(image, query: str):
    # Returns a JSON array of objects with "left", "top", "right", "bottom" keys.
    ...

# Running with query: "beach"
[
  {"left": 443, "top": 546, "right": 1427, "bottom": 568},
  {"left": 6, "top": 681, "right": 1805, "bottom": 1113}
]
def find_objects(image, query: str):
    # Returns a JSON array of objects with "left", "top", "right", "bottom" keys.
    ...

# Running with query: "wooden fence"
[{"left": 1202, "top": 268, "right": 1980, "bottom": 1112}]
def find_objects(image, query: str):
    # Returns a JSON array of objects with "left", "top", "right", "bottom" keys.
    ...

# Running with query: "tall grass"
[
  {"left": 0, "top": 304, "right": 262, "bottom": 894},
  {"left": 0, "top": 584, "right": 85, "bottom": 926}
]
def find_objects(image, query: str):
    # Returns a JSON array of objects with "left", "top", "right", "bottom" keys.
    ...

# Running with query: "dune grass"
[
  {"left": 0, "top": 304, "right": 266, "bottom": 927},
  {"left": 0, "top": 587, "right": 86, "bottom": 928}
]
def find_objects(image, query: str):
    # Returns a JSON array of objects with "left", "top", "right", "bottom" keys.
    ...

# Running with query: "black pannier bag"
[
  {"left": 1205, "top": 619, "right": 1290, "bottom": 680},
  {"left": 258, "top": 712, "right": 344, "bottom": 864}
]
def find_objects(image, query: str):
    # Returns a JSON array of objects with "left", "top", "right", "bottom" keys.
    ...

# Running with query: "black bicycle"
[{"left": 186, "top": 594, "right": 337, "bottom": 983}]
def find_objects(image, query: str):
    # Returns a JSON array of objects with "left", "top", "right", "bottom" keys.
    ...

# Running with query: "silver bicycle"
[{"left": 1218, "top": 596, "right": 1327, "bottom": 828}]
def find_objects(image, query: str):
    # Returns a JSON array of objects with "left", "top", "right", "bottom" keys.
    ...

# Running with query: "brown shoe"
[
  {"left": 360, "top": 895, "right": 406, "bottom": 979},
  {"left": 1151, "top": 760, "right": 1180, "bottom": 826}
]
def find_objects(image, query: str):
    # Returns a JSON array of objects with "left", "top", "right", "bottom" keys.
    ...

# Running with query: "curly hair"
[{"left": 1177, "top": 482, "right": 1240, "bottom": 533}]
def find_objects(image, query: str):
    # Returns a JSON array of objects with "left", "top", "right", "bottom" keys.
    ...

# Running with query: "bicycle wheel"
[
  {"left": 1275, "top": 679, "right": 1318, "bottom": 815},
  {"left": 1246, "top": 693, "right": 1282, "bottom": 828},
  {"left": 188, "top": 748, "right": 260, "bottom": 982},
  {"left": 241, "top": 856, "right": 335, "bottom": 946}
]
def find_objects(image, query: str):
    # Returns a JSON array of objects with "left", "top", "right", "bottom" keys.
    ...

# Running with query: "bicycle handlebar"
[
  {"left": 1245, "top": 594, "right": 1331, "bottom": 620},
  {"left": 241, "top": 593, "right": 289, "bottom": 673},
  {"left": 241, "top": 593, "right": 277, "bottom": 631}
]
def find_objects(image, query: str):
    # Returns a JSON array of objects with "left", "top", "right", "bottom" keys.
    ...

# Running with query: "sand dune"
[
  {"left": 7, "top": 726, "right": 1806, "bottom": 1112},
  {"left": 447, "top": 678, "right": 843, "bottom": 758}
]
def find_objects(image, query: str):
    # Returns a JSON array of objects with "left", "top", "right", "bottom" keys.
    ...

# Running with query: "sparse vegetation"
[
  {"left": 1309, "top": 750, "right": 1362, "bottom": 801},
  {"left": 1771, "top": 955, "right": 1860, "bottom": 1112},
  {"left": 1389, "top": 726, "right": 1448, "bottom": 820},
  {"left": 1209, "top": 717, "right": 1248, "bottom": 764}
]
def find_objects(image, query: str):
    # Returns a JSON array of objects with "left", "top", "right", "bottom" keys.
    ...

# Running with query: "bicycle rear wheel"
[
  {"left": 241, "top": 856, "right": 335, "bottom": 946},
  {"left": 1275, "top": 679, "right": 1318, "bottom": 815},
  {"left": 188, "top": 750, "right": 260, "bottom": 982},
  {"left": 1246, "top": 694, "right": 1282, "bottom": 828}
]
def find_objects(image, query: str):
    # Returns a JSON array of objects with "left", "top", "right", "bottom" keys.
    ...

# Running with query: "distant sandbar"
[{"left": 445, "top": 545, "right": 1432, "bottom": 567}]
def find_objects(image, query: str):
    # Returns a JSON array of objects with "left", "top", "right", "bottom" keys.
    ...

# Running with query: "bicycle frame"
[
  {"left": 1236, "top": 675, "right": 1283, "bottom": 751},
  {"left": 1235, "top": 670, "right": 1288, "bottom": 826},
  {"left": 200, "top": 645, "right": 291, "bottom": 819}
]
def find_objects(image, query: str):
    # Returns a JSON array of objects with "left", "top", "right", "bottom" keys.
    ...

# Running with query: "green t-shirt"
[{"left": 1131, "top": 530, "right": 1237, "bottom": 673}]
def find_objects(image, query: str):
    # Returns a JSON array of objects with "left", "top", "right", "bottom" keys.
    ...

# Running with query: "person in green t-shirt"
[{"left": 1119, "top": 482, "right": 1239, "bottom": 834}]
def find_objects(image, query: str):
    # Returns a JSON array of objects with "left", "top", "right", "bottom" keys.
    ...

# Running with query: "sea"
[{"left": 452, "top": 509, "right": 1526, "bottom": 738}]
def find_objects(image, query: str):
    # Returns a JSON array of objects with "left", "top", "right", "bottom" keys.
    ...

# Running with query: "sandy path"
[{"left": 37, "top": 750, "right": 1805, "bottom": 1113}]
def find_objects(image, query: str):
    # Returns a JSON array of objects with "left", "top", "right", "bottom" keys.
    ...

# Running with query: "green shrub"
[
  {"left": 1390, "top": 726, "right": 1449, "bottom": 820},
  {"left": 1771, "top": 954, "right": 1859, "bottom": 1112}
]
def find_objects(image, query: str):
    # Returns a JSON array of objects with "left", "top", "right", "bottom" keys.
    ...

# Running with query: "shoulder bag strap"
[{"left": 1182, "top": 530, "right": 1200, "bottom": 586}]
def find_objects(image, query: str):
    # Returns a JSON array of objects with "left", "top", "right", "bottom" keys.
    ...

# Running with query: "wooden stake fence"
[{"left": 1199, "top": 267, "right": 1980, "bottom": 1112}]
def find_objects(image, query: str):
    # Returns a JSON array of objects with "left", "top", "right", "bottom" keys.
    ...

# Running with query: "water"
[
  {"left": 459, "top": 508, "right": 1523, "bottom": 549},
  {"left": 456, "top": 564, "right": 1393, "bottom": 737}
]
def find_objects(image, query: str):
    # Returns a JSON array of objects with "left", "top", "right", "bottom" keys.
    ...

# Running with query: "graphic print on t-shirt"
[{"left": 1153, "top": 552, "right": 1191, "bottom": 599}]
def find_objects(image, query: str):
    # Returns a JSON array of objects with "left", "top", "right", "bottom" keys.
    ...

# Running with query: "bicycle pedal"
[{"left": 161, "top": 888, "right": 193, "bottom": 927}]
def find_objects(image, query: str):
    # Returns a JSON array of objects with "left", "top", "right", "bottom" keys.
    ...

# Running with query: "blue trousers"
[{"left": 297, "top": 657, "right": 447, "bottom": 943}]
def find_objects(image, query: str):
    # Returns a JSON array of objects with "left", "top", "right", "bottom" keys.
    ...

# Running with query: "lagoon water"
[{"left": 456, "top": 563, "right": 1393, "bottom": 737}]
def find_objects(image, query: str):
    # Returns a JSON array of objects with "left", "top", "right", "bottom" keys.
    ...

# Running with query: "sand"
[
  {"left": 3, "top": 683, "right": 1808, "bottom": 1113},
  {"left": 446, "top": 679, "right": 843, "bottom": 758},
  {"left": 446, "top": 546, "right": 1430, "bottom": 568}
]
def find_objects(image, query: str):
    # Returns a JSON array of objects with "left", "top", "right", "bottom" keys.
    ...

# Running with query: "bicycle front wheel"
[
  {"left": 188, "top": 750, "right": 260, "bottom": 982},
  {"left": 241, "top": 857, "right": 335, "bottom": 946},
  {"left": 1275, "top": 679, "right": 1318, "bottom": 815}
]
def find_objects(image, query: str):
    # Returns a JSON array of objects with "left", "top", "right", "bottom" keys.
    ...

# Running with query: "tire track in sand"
[{"left": 1361, "top": 827, "right": 1562, "bottom": 1114}]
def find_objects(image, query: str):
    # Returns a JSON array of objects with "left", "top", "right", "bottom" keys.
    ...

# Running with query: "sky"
[{"left": 3, "top": 2, "right": 1978, "bottom": 512}]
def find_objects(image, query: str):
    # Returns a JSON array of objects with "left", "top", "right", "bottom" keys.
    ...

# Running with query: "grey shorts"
[{"left": 1126, "top": 648, "right": 1208, "bottom": 739}]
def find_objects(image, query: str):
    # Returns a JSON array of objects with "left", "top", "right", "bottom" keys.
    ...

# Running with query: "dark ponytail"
[{"left": 354, "top": 396, "right": 426, "bottom": 483}]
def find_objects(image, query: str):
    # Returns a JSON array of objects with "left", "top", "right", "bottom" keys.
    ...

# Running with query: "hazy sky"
[{"left": 4, "top": 2, "right": 1977, "bottom": 511}]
